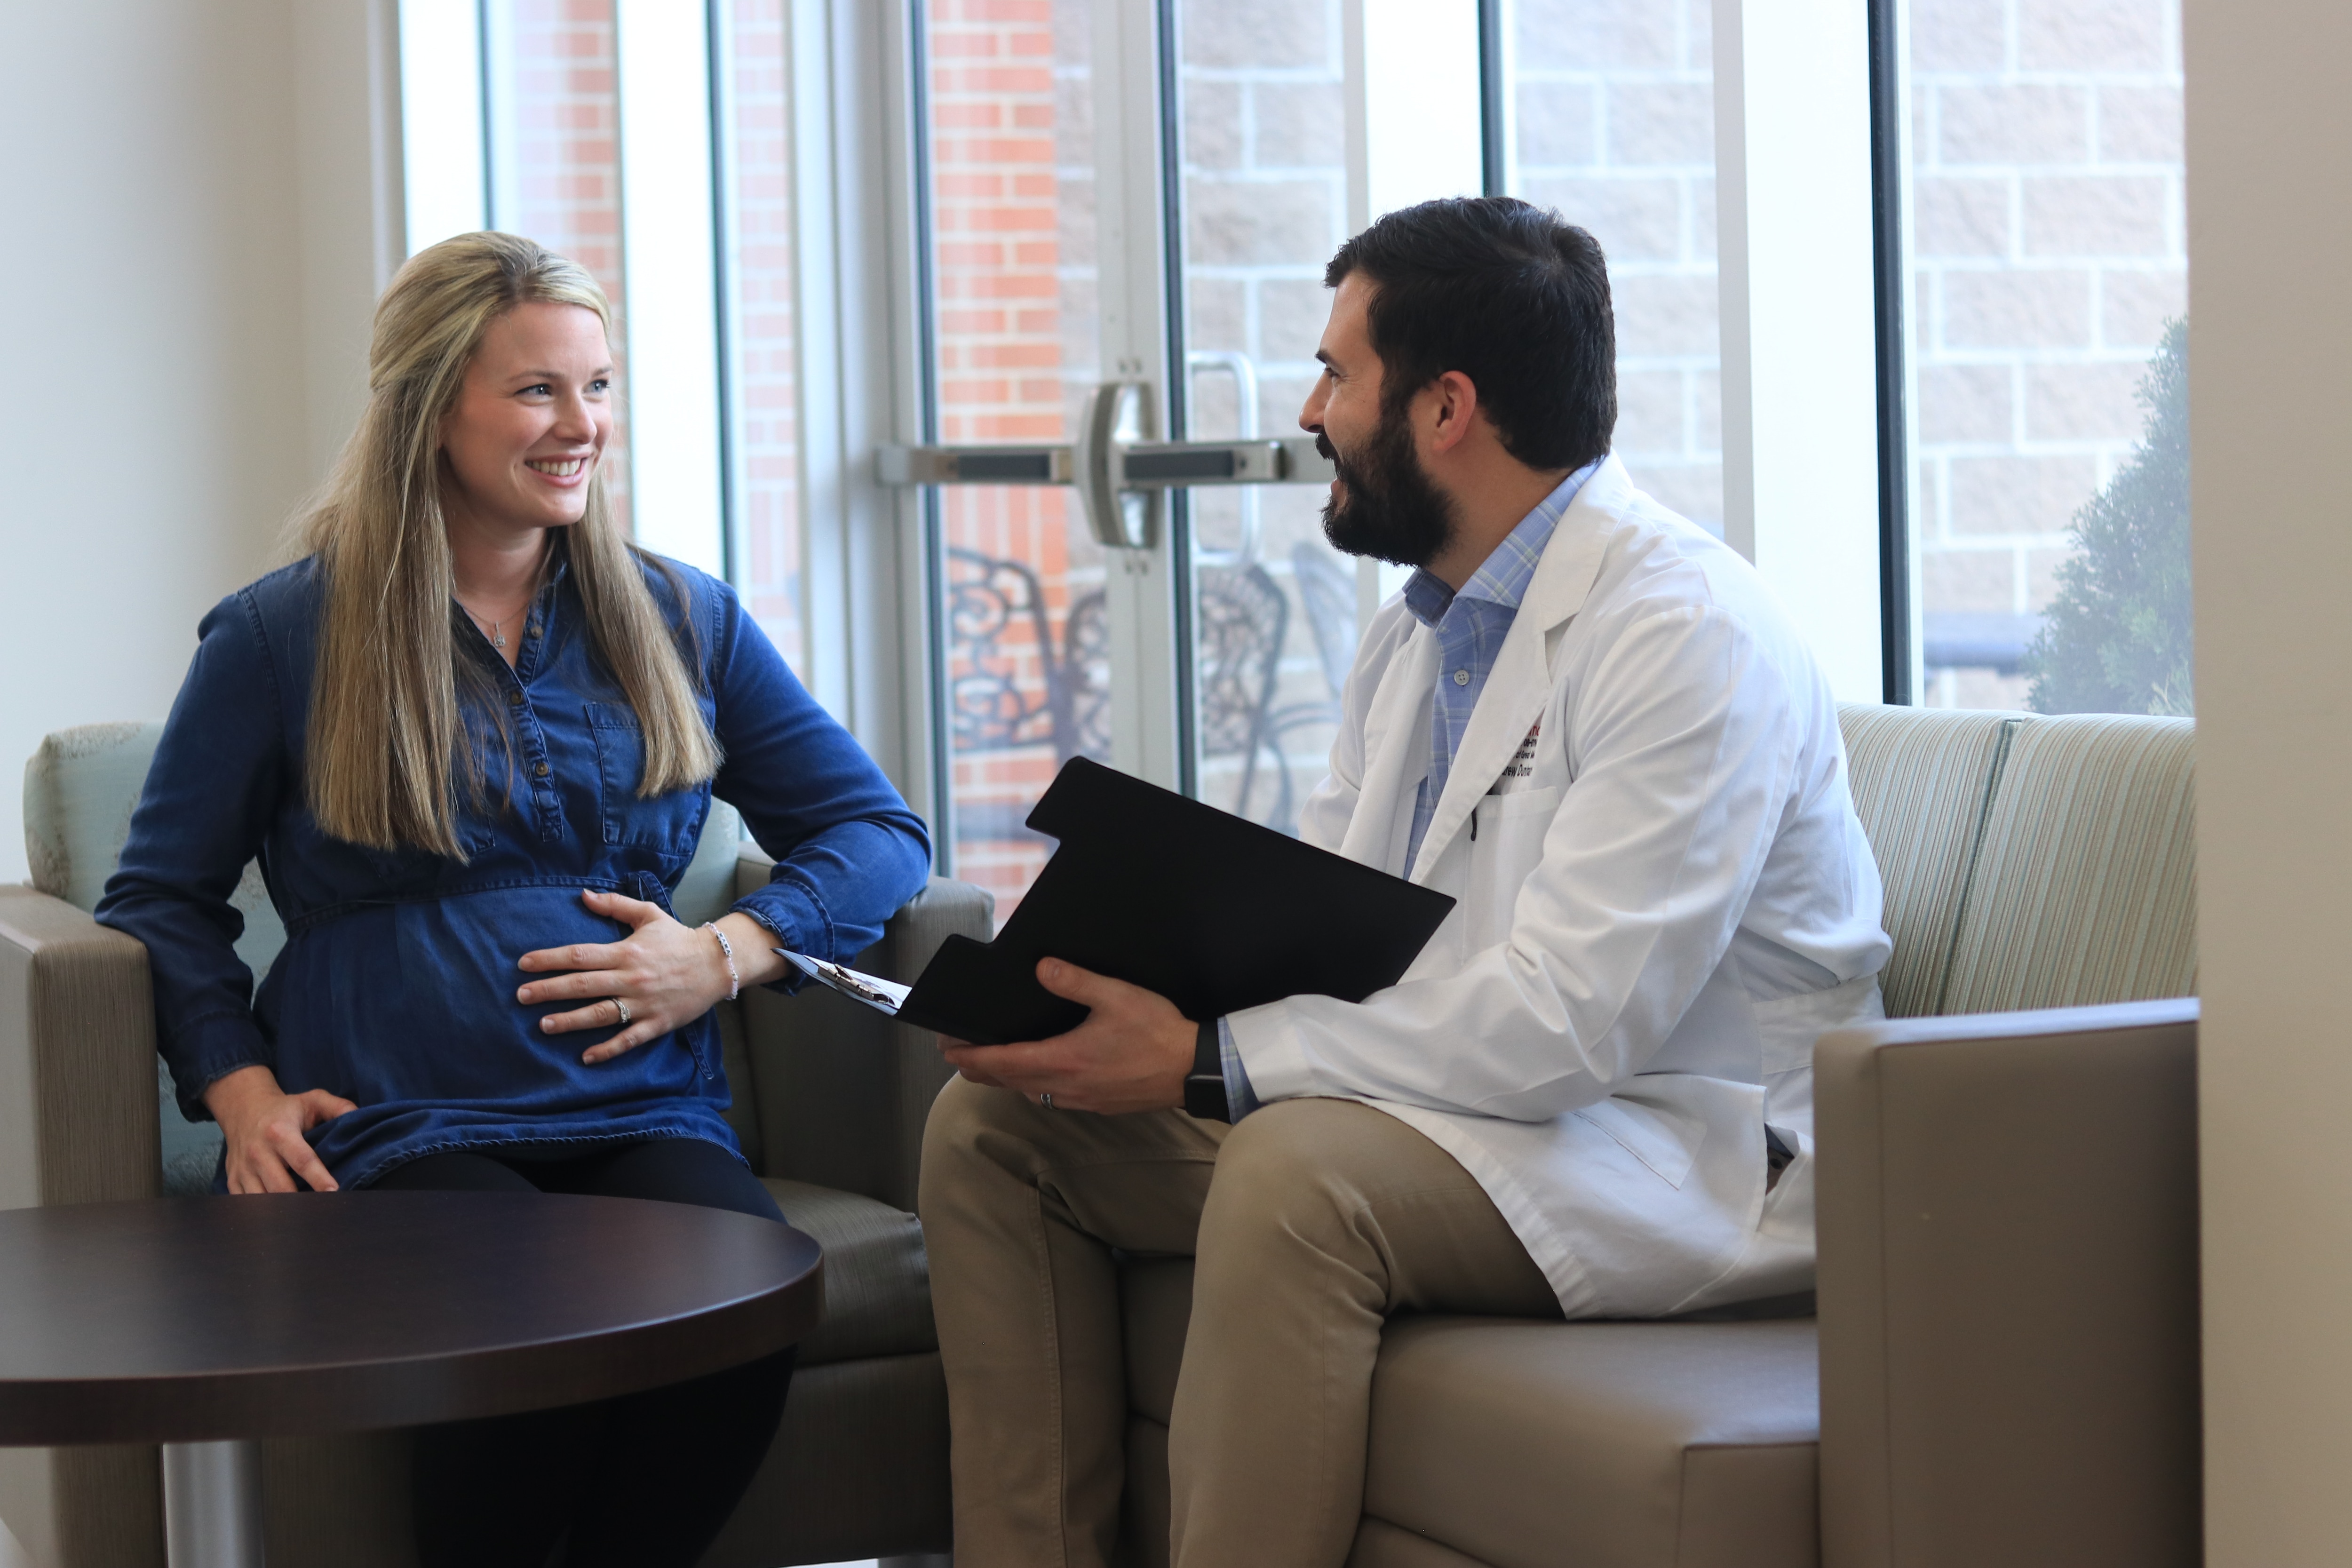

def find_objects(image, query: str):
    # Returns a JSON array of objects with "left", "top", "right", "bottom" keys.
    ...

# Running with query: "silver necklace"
[
  {"left": 461, "top": 601, "right": 524, "bottom": 649},
  {"left": 458, "top": 559, "right": 547, "bottom": 651}
]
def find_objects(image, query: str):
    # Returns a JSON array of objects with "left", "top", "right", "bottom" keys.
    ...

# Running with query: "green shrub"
[{"left": 2021, "top": 318, "right": 2193, "bottom": 716}]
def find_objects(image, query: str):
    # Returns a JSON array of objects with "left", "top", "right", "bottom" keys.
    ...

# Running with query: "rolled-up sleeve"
[
  {"left": 95, "top": 592, "right": 288, "bottom": 1120},
  {"left": 706, "top": 583, "right": 932, "bottom": 980}
]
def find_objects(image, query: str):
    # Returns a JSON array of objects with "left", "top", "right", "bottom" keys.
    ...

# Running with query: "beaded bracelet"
[{"left": 702, "top": 922, "right": 740, "bottom": 1002}]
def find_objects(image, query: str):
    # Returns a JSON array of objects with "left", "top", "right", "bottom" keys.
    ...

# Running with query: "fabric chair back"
[
  {"left": 1939, "top": 714, "right": 2196, "bottom": 1013},
  {"left": 1838, "top": 707, "right": 2017, "bottom": 1018},
  {"left": 26, "top": 723, "right": 289, "bottom": 974},
  {"left": 1837, "top": 705, "right": 2196, "bottom": 1019}
]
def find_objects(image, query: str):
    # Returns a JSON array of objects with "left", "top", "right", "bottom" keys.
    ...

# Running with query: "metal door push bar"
[{"left": 876, "top": 381, "right": 1336, "bottom": 550}]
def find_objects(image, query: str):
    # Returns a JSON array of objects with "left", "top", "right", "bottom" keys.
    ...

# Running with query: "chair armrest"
[
  {"left": 732, "top": 854, "right": 994, "bottom": 1211},
  {"left": 1815, "top": 998, "right": 2201, "bottom": 1568},
  {"left": 0, "top": 885, "right": 162, "bottom": 1210}
]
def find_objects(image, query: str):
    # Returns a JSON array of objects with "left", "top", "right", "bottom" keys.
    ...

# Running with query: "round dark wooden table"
[{"left": 0, "top": 1192, "right": 824, "bottom": 1568}]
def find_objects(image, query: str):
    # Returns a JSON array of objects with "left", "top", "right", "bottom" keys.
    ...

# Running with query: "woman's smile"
[
  {"left": 524, "top": 454, "right": 592, "bottom": 484},
  {"left": 438, "top": 300, "right": 614, "bottom": 536}
]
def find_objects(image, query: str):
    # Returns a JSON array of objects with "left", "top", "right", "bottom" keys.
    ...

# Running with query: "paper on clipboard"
[{"left": 778, "top": 949, "right": 911, "bottom": 1016}]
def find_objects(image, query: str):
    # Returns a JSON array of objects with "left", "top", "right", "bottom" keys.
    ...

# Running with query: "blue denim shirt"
[{"left": 95, "top": 553, "right": 932, "bottom": 1191}]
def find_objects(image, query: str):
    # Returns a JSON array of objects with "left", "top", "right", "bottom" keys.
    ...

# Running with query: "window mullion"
[
  {"left": 399, "top": 0, "right": 489, "bottom": 250},
  {"left": 614, "top": 0, "right": 727, "bottom": 577},
  {"left": 1711, "top": 0, "right": 1885, "bottom": 704},
  {"left": 1092, "top": 0, "right": 1184, "bottom": 793},
  {"left": 778, "top": 0, "right": 936, "bottom": 811},
  {"left": 1867, "top": 0, "right": 1918, "bottom": 706}
]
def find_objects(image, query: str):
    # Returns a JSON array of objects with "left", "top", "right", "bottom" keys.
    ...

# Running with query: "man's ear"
[{"left": 1424, "top": 370, "right": 1481, "bottom": 455}]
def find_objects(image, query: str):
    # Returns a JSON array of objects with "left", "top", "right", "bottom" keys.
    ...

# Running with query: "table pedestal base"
[{"left": 162, "top": 1441, "right": 263, "bottom": 1568}]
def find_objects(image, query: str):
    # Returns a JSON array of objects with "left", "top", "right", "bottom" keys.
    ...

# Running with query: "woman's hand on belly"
[
  {"left": 203, "top": 1065, "right": 358, "bottom": 1194},
  {"left": 517, "top": 889, "right": 781, "bottom": 1065}
]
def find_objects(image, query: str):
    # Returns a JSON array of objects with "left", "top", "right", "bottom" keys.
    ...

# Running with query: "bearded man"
[{"left": 917, "top": 196, "right": 1892, "bottom": 1568}]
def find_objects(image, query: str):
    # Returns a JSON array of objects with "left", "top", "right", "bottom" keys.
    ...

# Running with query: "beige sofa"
[{"left": 2, "top": 704, "right": 2199, "bottom": 1567}]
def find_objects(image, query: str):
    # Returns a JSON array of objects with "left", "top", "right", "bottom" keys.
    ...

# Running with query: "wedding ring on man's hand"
[
  {"left": 1040, "top": 1091, "right": 1056, "bottom": 1110},
  {"left": 613, "top": 998, "right": 632, "bottom": 1028}
]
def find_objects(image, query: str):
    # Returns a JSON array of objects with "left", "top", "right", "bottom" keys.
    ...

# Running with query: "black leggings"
[{"left": 374, "top": 1138, "right": 795, "bottom": 1568}]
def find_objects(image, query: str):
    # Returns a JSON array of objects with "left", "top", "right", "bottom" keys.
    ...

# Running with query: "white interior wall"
[
  {"left": 0, "top": 0, "right": 390, "bottom": 887},
  {"left": 2188, "top": 0, "right": 2352, "bottom": 1560}
]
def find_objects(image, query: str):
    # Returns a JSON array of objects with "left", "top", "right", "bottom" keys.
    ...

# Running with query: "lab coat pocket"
[
  {"left": 1571, "top": 1092, "right": 1703, "bottom": 1190},
  {"left": 1465, "top": 785, "right": 1561, "bottom": 947}
]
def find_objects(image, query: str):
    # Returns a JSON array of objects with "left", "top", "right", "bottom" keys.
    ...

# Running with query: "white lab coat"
[{"left": 1227, "top": 457, "right": 1891, "bottom": 1317}]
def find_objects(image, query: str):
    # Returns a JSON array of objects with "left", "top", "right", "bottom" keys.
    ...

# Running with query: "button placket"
[
  {"left": 507, "top": 578, "right": 563, "bottom": 839},
  {"left": 504, "top": 681, "right": 560, "bottom": 840},
  {"left": 511, "top": 584, "right": 552, "bottom": 682}
]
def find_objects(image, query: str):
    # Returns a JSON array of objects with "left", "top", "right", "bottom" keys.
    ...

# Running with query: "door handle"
[{"left": 875, "top": 381, "right": 1335, "bottom": 550}]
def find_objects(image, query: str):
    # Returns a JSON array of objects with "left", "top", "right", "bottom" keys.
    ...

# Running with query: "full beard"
[{"left": 1318, "top": 410, "right": 1458, "bottom": 569}]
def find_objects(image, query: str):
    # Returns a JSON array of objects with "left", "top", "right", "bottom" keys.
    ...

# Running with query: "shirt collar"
[{"left": 1401, "top": 459, "right": 1601, "bottom": 628}]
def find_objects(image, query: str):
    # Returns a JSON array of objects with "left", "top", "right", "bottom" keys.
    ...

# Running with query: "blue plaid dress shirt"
[{"left": 1400, "top": 461, "right": 1597, "bottom": 872}]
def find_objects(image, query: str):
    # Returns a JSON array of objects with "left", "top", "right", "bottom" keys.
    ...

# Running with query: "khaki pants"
[{"left": 918, "top": 1076, "right": 1561, "bottom": 1568}]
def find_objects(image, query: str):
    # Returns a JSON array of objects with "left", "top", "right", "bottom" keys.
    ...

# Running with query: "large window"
[
  {"left": 397, "top": 0, "right": 2194, "bottom": 916},
  {"left": 482, "top": 0, "right": 635, "bottom": 532},
  {"left": 1899, "top": 0, "right": 2190, "bottom": 714},
  {"left": 904, "top": 2, "right": 1492, "bottom": 912},
  {"left": 919, "top": 0, "right": 1106, "bottom": 908},
  {"left": 1497, "top": 0, "right": 1724, "bottom": 533},
  {"left": 1171, "top": 1, "right": 1365, "bottom": 833}
]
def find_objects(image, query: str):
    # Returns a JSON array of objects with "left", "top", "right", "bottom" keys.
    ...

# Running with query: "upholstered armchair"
[{"left": 3, "top": 722, "right": 977, "bottom": 1568}]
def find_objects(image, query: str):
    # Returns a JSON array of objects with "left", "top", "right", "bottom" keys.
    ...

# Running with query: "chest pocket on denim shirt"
[{"left": 584, "top": 701, "right": 701, "bottom": 856}]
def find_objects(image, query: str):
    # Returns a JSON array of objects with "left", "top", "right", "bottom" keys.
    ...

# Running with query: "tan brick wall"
[
  {"left": 1909, "top": 0, "right": 2185, "bottom": 707},
  {"left": 1507, "top": 0, "right": 1724, "bottom": 531},
  {"left": 1496, "top": 0, "right": 2186, "bottom": 710},
  {"left": 1174, "top": 0, "right": 1353, "bottom": 829}
]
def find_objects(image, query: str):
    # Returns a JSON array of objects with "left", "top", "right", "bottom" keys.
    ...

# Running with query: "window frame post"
[{"left": 1711, "top": 0, "right": 1886, "bottom": 705}]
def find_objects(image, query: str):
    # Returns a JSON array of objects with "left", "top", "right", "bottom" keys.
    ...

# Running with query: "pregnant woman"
[{"left": 96, "top": 231, "right": 931, "bottom": 1567}]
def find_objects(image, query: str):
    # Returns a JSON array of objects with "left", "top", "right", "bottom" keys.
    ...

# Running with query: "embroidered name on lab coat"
[{"left": 1491, "top": 719, "right": 1542, "bottom": 793}]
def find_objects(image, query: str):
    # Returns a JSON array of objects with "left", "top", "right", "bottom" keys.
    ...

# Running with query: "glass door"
[
  {"left": 1168, "top": 2, "right": 1364, "bottom": 835},
  {"left": 897, "top": 0, "right": 1484, "bottom": 913},
  {"left": 912, "top": 0, "right": 1109, "bottom": 911}
]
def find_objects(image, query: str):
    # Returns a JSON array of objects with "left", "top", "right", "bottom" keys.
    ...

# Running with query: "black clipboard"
[{"left": 785, "top": 756, "right": 1454, "bottom": 1043}]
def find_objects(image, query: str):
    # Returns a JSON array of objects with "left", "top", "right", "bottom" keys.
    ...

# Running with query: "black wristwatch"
[{"left": 1183, "top": 1017, "right": 1231, "bottom": 1122}]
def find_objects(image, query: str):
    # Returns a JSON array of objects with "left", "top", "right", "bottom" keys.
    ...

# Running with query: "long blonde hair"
[{"left": 299, "top": 231, "right": 718, "bottom": 859}]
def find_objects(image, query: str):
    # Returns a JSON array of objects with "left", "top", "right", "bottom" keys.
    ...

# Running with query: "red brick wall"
[
  {"left": 497, "top": 0, "right": 633, "bottom": 532},
  {"left": 927, "top": 0, "right": 1099, "bottom": 912},
  {"left": 725, "top": 0, "right": 803, "bottom": 669}
]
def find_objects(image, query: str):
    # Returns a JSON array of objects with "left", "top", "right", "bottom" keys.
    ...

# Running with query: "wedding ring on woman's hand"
[
  {"left": 1040, "top": 1091, "right": 1055, "bottom": 1110},
  {"left": 612, "top": 997, "right": 631, "bottom": 1028}
]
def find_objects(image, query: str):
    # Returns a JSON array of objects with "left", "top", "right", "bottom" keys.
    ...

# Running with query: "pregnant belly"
[{"left": 266, "top": 883, "right": 704, "bottom": 1112}]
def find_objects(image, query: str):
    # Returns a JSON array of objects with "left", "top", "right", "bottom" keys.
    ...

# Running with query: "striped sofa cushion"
[
  {"left": 1836, "top": 705, "right": 2017, "bottom": 1018},
  {"left": 1941, "top": 713, "right": 2197, "bottom": 1015}
]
